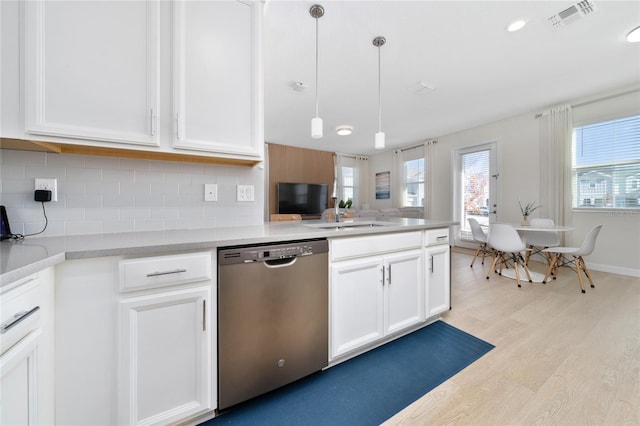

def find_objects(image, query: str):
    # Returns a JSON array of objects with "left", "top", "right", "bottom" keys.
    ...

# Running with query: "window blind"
[{"left": 572, "top": 115, "right": 640, "bottom": 208}]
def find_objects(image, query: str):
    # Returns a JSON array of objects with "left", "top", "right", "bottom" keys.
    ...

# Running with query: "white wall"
[
  {"left": 369, "top": 87, "right": 640, "bottom": 276},
  {"left": 0, "top": 150, "right": 264, "bottom": 236}
]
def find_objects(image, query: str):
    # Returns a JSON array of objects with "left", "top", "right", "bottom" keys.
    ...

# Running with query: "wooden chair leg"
[
  {"left": 520, "top": 255, "right": 533, "bottom": 283},
  {"left": 543, "top": 254, "right": 557, "bottom": 283},
  {"left": 514, "top": 255, "right": 521, "bottom": 287},
  {"left": 579, "top": 256, "right": 595, "bottom": 289},
  {"left": 471, "top": 244, "right": 482, "bottom": 267},
  {"left": 487, "top": 252, "right": 500, "bottom": 280},
  {"left": 575, "top": 258, "right": 586, "bottom": 293},
  {"left": 498, "top": 253, "right": 508, "bottom": 275},
  {"left": 480, "top": 243, "right": 488, "bottom": 265}
]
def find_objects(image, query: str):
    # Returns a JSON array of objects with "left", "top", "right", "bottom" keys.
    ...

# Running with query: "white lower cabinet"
[
  {"left": 424, "top": 231, "right": 451, "bottom": 318},
  {"left": 55, "top": 251, "right": 216, "bottom": 426},
  {"left": 118, "top": 286, "right": 212, "bottom": 426},
  {"left": 0, "top": 269, "right": 55, "bottom": 426},
  {"left": 329, "top": 232, "right": 423, "bottom": 361}
]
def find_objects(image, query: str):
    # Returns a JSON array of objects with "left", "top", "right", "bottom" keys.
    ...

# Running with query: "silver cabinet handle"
[
  {"left": 0, "top": 306, "right": 40, "bottom": 334},
  {"left": 202, "top": 300, "right": 206, "bottom": 331},
  {"left": 146, "top": 268, "right": 187, "bottom": 277},
  {"left": 176, "top": 113, "right": 181, "bottom": 140},
  {"left": 436, "top": 236, "right": 448, "bottom": 241},
  {"left": 150, "top": 108, "right": 156, "bottom": 136},
  {"left": 388, "top": 265, "right": 392, "bottom": 285},
  {"left": 430, "top": 256, "right": 434, "bottom": 273},
  {"left": 381, "top": 265, "right": 385, "bottom": 285}
]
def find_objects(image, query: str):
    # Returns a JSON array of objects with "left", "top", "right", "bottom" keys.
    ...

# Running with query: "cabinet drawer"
[
  {"left": 424, "top": 228, "right": 449, "bottom": 246},
  {"left": 1, "top": 275, "right": 41, "bottom": 355},
  {"left": 119, "top": 252, "right": 212, "bottom": 292},
  {"left": 330, "top": 231, "right": 422, "bottom": 261}
]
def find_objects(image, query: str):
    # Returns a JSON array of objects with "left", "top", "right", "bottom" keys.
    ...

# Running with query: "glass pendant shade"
[
  {"left": 311, "top": 116, "right": 323, "bottom": 139},
  {"left": 375, "top": 132, "right": 385, "bottom": 149}
]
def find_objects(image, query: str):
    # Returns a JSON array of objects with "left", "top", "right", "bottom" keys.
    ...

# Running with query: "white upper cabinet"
[
  {"left": 16, "top": 0, "right": 263, "bottom": 163},
  {"left": 24, "top": 0, "right": 160, "bottom": 146},
  {"left": 173, "top": 0, "right": 262, "bottom": 158}
]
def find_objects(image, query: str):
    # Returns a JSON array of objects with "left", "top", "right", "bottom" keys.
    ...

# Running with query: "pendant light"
[
  {"left": 373, "top": 36, "right": 386, "bottom": 149},
  {"left": 310, "top": 4, "right": 324, "bottom": 139}
]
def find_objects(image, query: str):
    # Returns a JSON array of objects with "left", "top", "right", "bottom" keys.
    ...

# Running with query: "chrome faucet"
[{"left": 332, "top": 197, "right": 339, "bottom": 222}]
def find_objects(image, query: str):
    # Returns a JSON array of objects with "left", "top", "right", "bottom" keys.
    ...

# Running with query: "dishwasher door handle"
[{"left": 263, "top": 257, "right": 298, "bottom": 269}]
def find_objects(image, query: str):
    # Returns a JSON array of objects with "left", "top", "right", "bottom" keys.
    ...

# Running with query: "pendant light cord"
[
  {"left": 377, "top": 45, "right": 382, "bottom": 133},
  {"left": 315, "top": 15, "right": 319, "bottom": 118}
]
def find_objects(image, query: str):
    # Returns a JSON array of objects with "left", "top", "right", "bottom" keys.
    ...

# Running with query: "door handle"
[
  {"left": 381, "top": 265, "right": 385, "bottom": 285},
  {"left": 388, "top": 265, "right": 391, "bottom": 285}
]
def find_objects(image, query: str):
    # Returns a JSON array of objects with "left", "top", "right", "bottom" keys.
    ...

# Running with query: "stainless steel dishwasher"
[{"left": 217, "top": 239, "right": 328, "bottom": 410}]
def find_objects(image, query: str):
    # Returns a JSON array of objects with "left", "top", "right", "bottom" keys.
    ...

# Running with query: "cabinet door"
[
  {"left": 425, "top": 245, "right": 451, "bottom": 317},
  {"left": 173, "top": 0, "right": 262, "bottom": 158},
  {"left": 0, "top": 331, "right": 41, "bottom": 426},
  {"left": 24, "top": 0, "right": 159, "bottom": 146},
  {"left": 330, "top": 257, "right": 384, "bottom": 359},
  {"left": 384, "top": 250, "right": 424, "bottom": 335},
  {"left": 118, "top": 286, "right": 212, "bottom": 426}
]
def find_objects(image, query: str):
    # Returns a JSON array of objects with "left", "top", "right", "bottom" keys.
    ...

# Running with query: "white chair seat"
[
  {"left": 468, "top": 218, "right": 491, "bottom": 267},
  {"left": 486, "top": 223, "right": 532, "bottom": 287},
  {"left": 542, "top": 225, "right": 602, "bottom": 293}
]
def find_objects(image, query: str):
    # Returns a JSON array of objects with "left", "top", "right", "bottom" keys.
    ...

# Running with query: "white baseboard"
[{"left": 587, "top": 262, "right": 640, "bottom": 278}]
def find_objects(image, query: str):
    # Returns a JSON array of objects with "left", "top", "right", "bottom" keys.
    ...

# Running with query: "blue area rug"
[{"left": 205, "top": 320, "right": 494, "bottom": 426}]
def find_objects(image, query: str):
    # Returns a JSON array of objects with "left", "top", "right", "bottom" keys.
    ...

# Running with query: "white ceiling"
[{"left": 263, "top": 0, "right": 640, "bottom": 155}]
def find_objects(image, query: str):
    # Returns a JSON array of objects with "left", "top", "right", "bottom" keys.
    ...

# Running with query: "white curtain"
[
  {"left": 334, "top": 153, "right": 369, "bottom": 209},
  {"left": 539, "top": 105, "right": 573, "bottom": 231},
  {"left": 392, "top": 149, "right": 404, "bottom": 207},
  {"left": 424, "top": 140, "right": 437, "bottom": 219}
]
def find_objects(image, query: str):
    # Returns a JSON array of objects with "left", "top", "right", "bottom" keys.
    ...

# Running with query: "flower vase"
[{"left": 521, "top": 216, "right": 529, "bottom": 226}]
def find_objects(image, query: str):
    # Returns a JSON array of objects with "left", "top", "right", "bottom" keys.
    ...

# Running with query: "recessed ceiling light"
[
  {"left": 507, "top": 19, "right": 528, "bottom": 33},
  {"left": 627, "top": 25, "right": 640, "bottom": 43},
  {"left": 336, "top": 126, "right": 352, "bottom": 136}
]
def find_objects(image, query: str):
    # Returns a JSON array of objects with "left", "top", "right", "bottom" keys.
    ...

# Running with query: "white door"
[
  {"left": 383, "top": 250, "right": 424, "bottom": 334},
  {"left": 425, "top": 245, "right": 451, "bottom": 317},
  {"left": 118, "top": 286, "right": 212, "bottom": 426},
  {"left": 454, "top": 143, "right": 498, "bottom": 248},
  {"left": 330, "top": 257, "right": 384, "bottom": 359},
  {"left": 24, "top": 0, "right": 159, "bottom": 146}
]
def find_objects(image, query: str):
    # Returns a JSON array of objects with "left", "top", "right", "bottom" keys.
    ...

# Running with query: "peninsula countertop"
[{"left": 0, "top": 217, "right": 457, "bottom": 287}]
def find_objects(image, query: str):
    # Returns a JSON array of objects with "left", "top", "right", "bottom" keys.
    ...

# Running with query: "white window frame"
[{"left": 571, "top": 114, "right": 640, "bottom": 211}]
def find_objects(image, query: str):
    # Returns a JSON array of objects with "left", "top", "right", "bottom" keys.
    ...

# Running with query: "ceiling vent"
[{"left": 548, "top": 0, "right": 598, "bottom": 28}]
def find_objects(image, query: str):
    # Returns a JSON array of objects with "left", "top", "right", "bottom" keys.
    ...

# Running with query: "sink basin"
[{"left": 305, "top": 221, "right": 395, "bottom": 230}]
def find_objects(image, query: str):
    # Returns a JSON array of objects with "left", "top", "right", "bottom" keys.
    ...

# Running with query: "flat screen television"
[{"left": 277, "top": 182, "right": 328, "bottom": 215}]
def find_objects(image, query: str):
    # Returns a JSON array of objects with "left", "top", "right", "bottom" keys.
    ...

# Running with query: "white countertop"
[{"left": 0, "top": 217, "right": 457, "bottom": 287}]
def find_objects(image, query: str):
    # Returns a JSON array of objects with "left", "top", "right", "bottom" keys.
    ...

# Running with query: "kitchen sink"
[{"left": 305, "top": 221, "right": 396, "bottom": 230}]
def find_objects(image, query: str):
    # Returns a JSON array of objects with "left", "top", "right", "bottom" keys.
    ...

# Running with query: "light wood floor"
[{"left": 385, "top": 249, "right": 640, "bottom": 426}]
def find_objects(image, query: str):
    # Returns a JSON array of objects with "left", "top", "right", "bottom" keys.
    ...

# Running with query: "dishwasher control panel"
[{"left": 218, "top": 239, "right": 328, "bottom": 265}]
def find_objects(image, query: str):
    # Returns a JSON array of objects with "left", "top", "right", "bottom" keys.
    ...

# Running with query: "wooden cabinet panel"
[{"left": 267, "top": 143, "right": 335, "bottom": 216}]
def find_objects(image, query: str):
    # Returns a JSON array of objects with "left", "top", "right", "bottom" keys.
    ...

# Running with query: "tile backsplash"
[{"left": 0, "top": 149, "right": 265, "bottom": 236}]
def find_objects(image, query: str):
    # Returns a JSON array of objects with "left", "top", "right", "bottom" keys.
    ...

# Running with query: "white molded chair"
[
  {"left": 468, "top": 218, "right": 491, "bottom": 267},
  {"left": 486, "top": 224, "right": 532, "bottom": 287},
  {"left": 524, "top": 218, "right": 560, "bottom": 265},
  {"left": 542, "top": 225, "right": 602, "bottom": 293}
]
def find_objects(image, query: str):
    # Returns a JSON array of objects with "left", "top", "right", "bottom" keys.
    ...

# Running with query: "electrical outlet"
[
  {"left": 35, "top": 178, "right": 58, "bottom": 202},
  {"left": 237, "top": 184, "right": 255, "bottom": 202},
  {"left": 204, "top": 184, "right": 218, "bottom": 202}
]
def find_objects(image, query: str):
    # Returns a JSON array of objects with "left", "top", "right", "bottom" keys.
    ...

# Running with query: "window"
[
  {"left": 341, "top": 166, "right": 354, "bottom": 203},
  {"left": 572, "top": 115, "right": 640, "bottom": 209},
  {"left": 403, "top": 158, "right": 424, "bottom": 207}
]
